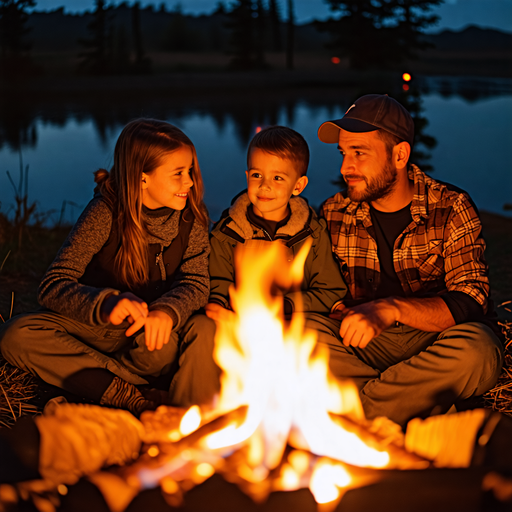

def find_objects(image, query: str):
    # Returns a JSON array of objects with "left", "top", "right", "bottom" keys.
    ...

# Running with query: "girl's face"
[{"left": 142, "top": 146, "right": 194, "bottom": 210}]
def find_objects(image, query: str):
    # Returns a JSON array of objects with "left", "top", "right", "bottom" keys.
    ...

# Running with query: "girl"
[{"left": 0, "top": 119, "right": 219, "bottom": 416}]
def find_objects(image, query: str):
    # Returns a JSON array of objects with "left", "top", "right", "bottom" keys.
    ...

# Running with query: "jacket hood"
[{"left": 226, "top": 193, "right": 311, "bottom": 240}]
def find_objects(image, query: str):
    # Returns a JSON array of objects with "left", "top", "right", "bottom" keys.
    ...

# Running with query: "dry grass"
[
  {"left": 483, "top": 315, "right": 512, "bottom": 416},
  {"left": 0, "top": 356, "right": 38, "bottom": 428}
]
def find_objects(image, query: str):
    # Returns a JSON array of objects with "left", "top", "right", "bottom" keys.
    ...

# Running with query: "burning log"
[
  {"left": 327, "top": 412, "right": 431, "bottom": 470},
  {"left": 99, "top": 405, "right": 249, "bottom": 507},
  {"left": 35, "top": 403, "right": 144, "bottom": 487},
  {"left": 139, "top": 405, "right": 189, "bottom": 444}
]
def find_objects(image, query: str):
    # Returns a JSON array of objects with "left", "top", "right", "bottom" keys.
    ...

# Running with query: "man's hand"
[
  {"left": 101, "top": 292, "right": 148, "bottom": 330},
  {"left": 205, "top": 302, "right": 235, "bottom": 323},
  {"left": 135, "top": 310, "right": 173, "bottom": 352},
  {"left": 337, "top": 299, "right": 398, "bottom": 349}
]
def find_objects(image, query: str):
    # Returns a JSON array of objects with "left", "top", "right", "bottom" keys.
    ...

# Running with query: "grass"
[
  {"left": 0, "top": 355, "right": 39, "bottom": 428},
  {"left": 484, "top": 320, "right": 512, "bottom": 414}
]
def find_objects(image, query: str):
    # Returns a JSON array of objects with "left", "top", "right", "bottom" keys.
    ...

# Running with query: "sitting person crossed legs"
[{"left": 311, "top": 94, "right": 503, "bottom": 427}]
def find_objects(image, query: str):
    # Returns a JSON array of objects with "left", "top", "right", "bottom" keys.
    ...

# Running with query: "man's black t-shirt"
[{"left": 370, "top": 203, "right": 412, "bottom": 299}]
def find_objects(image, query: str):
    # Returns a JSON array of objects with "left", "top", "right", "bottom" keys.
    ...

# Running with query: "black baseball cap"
[{"left": 317, "top": 94, "right": 414, "bottom": 147}]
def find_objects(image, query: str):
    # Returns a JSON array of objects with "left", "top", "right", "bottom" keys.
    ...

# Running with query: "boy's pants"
[
  {"left": 0, "top": 310, "right": 221, "bottom": 408},
  {"left": 305, "top": 313, "right": 503, "bottom": 427}
]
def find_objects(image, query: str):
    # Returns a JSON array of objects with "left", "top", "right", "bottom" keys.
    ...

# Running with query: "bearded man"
[{"left": 313, "top": 94, "right": 503, "bottom": 427}]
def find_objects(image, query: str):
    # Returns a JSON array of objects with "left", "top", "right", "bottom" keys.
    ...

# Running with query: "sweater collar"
[
  {"left": 227, "top": 192, "right": 310, "bottom": 240},
  {"left": 142, "top": 204, "right": 176, "bottom": 219}
]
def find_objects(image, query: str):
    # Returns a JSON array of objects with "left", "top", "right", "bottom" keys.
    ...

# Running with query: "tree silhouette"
[
  {"left": 131, "top": 1, "right": 151, "bottom": 73},
  {"left": 226, "top": 0, "right": 267, "bottom": 70},
  {"left": 268, "top": 0, "right": 282, "bottom": 52},
  {"left": 398, "top": 87, "right": 437, "bottom": 172},
  {"left": 163, "top": 2, "right": 188, "bottom": 51},
  {"left": 255, "top": 0, "right": 266, "bottom": 67},
  {"left": 214, "top": 1, "right": 227, "bottom": 15},
  {"left": 112, "top": 23, "right": 130, "bottom": 73},
  {"left": 78, "top": 0, "right": 113, "bottom": 75},
  {"left": 393, "top": 0, "right": 442, "bottom": 64},
  {"left": 0, "top": 0, "right": 36, "bottom": 76},
  {"left": 286, "top": 0, "right": 294, "bottom": 69},
  {"left": 318, "top": 0, "right": 442, "bottom": 70}
]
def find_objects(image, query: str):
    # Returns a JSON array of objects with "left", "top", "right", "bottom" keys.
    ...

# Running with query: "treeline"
[{"left": 1, "top": 0, "right": 511, "bottom": 77}]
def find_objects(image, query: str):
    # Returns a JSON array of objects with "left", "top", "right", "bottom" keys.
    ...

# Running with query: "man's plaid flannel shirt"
[{"left": 321, "top": 165, "right": 490, "bottom": 312}]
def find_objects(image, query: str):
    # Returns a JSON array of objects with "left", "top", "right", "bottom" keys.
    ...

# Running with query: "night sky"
[{"left": 30, "top": 0, "right": 512, "bottom": 33}]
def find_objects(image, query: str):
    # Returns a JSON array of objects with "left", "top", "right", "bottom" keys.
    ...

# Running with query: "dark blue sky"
[{"left": 32, "top": 0, "right": 512, "bottom": 33}]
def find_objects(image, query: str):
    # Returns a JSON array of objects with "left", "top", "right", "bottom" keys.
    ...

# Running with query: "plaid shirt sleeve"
[{"left": 442, "top": 192, "right": 489, "bottom": 312}]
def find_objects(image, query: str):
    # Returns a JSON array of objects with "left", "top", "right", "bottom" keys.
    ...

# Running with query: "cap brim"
[
  {"left": 318, "top": 118, "right": 379, "bottom": 144},
  {"left": 317, "top": 121, "right": 342, "bottom": 144}
]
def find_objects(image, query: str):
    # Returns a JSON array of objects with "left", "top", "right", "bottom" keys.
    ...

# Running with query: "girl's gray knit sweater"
[{"left": 38, "top": 197, "right": 210, "bottom": 330}]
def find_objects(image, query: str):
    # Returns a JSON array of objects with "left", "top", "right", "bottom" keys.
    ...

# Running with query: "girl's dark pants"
[{"left": 0, "top": 311, "right": 220, "bottom": 408}]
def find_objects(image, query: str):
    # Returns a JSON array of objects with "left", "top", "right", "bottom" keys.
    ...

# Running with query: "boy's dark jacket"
[{"left": 209, "top": 193, "right": 347, "bottom": 314}]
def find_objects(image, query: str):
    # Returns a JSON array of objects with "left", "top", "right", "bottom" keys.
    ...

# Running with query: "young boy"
[{"left": 205, "top": 125, "right": 347, "bottom": 322}]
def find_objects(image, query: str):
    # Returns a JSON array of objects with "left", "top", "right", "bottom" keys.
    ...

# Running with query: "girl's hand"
[
  {"left": 101, "top": 292, "right": 148, "bottom": 330},
  {"left": 141, "top": 310, "right": 174, "bottom": 351},
  {"left": 205, "top": 302, "right": 235, "bottom": 323}
]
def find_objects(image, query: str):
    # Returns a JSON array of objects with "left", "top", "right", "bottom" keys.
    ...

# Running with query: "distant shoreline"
[{"left": 2, "top": 69, "right": 511, "bottom": 97}]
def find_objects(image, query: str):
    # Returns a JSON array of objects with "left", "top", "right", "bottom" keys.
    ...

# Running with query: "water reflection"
[
  {"left": 419, "top": 76, "right": 512, "bottom": 103},
  {"left": 0, "top": 77, "right": 511, "bottom": 223}
]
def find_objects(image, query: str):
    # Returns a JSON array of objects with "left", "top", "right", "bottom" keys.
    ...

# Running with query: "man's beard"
[{"left": 344, "top": 160, "right": 398, "bottom": 203}]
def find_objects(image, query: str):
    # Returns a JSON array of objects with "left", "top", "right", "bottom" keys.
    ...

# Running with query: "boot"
[{"left": 100, "top": 376, "right": 156, "bottom": 417}]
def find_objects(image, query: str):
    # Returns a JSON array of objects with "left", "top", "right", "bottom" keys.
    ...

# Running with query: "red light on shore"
[
  {"left": 402, "top": 73, "right": 412, "bottom": 82},
  {"left": 402, "top": 84, "right": 410, "bottom": 91},
  {"left": 331, "top": 57, "right": 341, "bottom": 64},
  {"left": 255, "top": 126, "right": 262, "bottom": 133}
]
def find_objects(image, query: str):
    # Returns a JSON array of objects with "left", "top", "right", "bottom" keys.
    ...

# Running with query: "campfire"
[
  {"left": 3, "top": 242, "right": 510, "bottom": 512},
  {"left": 94, "top": 241, "right": 432, "bottom": 511}
]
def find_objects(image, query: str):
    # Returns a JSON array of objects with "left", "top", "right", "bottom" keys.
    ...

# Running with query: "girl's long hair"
[{"left": 94, "top": 119, "right": 207, "bottom": 289}]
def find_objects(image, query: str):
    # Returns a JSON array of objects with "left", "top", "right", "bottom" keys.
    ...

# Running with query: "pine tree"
[
  {"left": 267, "top": 0, "right": 282, "bottom": 52},
  {"left": 131, "top": 1, "right": 151, "bottom": 73},
  {"left": 0, "top": 0, "right": 35, "bottom": 76},
  {"left": 226, "top": 0, "right": 255, "bottom": 69},
  {"left": 285, "top": 0, "right": 294, "bottom": 69},
  {"left": 318, "top": 0, "right": 390, "bottom": 69},
  {"left": 393, "top": 0, "right": 442, "bottom": 63},
  {"left": 318, "top": 0, "right": 442, "bottom": 70},
  {"left": 214, "top": 1, "right": 227, "bottom": 15},
  {"left": 112, "top": 24, "right": 130, "bottom": 73},
  {"left": 164, "top": 2, "right": 194, "bottom": 52},
  {"left": 255, "top": 0, "right": 266, "bottom": 67},
  {"left": 78, "top": 0, "right": 113, "bottom": 75}
]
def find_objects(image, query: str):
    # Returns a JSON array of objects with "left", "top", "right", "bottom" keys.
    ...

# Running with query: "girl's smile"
[{"left": 142, "top": 146, "right": 194, "bottom": 210}]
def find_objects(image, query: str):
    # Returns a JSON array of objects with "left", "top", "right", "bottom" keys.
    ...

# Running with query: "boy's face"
[{"left": 246, "top": 149, "right": 308, "bottom": 222}]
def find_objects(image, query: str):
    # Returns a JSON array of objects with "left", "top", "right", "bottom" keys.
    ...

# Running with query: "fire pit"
[{"left": 1, "top": 243, "right": 512, "bottom": 512}]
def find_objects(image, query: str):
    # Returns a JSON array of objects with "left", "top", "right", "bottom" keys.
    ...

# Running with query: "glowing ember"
[
  {"left": 310, "top": 459, "right": 351, "bottom": 504},
  {"left": 180, "top": 406, "right": 202, "bottom": 436}
]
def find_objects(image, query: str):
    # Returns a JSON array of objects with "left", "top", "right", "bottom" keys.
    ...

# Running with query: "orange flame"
[{"left": 203, "top": 242, "right": 390, "bottom": 477}]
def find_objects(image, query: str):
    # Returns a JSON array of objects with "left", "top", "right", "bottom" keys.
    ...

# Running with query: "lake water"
[{"left": 0, "top": 76, "right": 511, "bottom": 224}]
